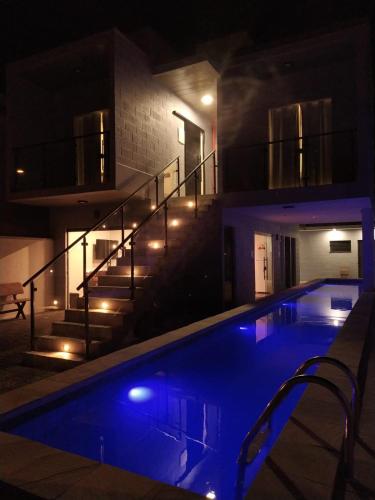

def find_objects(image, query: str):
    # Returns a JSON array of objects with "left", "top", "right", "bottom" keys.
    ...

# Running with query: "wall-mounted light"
[
  {"left": 102, "top": 224, "right": 107, "bottom": 229},
  {"left": 53, "top": 299, "right": 58, "bottom": 306},
  {"left": 201, "top": 94, "right": 214, "bottom": 106},
  {"left": 132, "top": 222, "right": 137, "bottom": 228},
  {"left": 49, "top": 269, "right": 54, "bottom": 274},
  {"left": 151, "top": 204, "right": 156, "bottom": 210},
  {"left": 16, "top": 168, "right": 25, "bottom": 175},
  {"left": 170, "top": 219, "right": 179, "bottom": 227},
  {"left": 148, "top": 241, "right": 160, "bottom": 249},
  {"left": 101, "top": 301, "right": 109, "bottom": 310},
  {"left": 187, "top": 201, "right": 194, "bottom": 208},
  {"left": 63, "top": 343, "right": 70, "bottom": 352}
]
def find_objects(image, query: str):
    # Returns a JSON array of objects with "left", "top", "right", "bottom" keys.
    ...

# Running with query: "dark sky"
[{"left": 0, "top": 0, "right": 373, "bottom": 90}]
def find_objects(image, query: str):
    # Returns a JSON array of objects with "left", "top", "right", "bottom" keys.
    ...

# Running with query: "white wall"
[
  {"left": 223, "top": 209, "right": 299, "bottom": 304},
  {"left": 299, "top": 228, "right": 362, "bottom": 281},
  {"left": 0, "top": 237, "right": 54, "bottom": 314}
]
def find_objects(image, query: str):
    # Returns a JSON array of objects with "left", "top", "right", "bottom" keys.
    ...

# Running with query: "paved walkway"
[
  {"left": 0, "top": 311, "right": 63, "bottom": 394},
  {"left": 346, "top": 332, "right": 375, "bottom": 499}
]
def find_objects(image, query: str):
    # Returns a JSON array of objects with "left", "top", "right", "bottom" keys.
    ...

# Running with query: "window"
[
  {"left": 329, "top": 240, "right": 351, "bottom": 253},
  {"left": 268, "top": 98, "right": 332, "bottom": 188}
]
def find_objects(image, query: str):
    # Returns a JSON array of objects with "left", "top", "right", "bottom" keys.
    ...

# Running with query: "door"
[
  {"left": 184, "top": 121, "right": 202, "bottom": 196},
  {"left": 255, "top": 233, "right": 273, "bottom": 296}
]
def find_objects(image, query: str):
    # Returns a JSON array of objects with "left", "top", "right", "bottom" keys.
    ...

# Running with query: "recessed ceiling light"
[{"left": 201, "top": 94, "right": 214, "bottom": 106}]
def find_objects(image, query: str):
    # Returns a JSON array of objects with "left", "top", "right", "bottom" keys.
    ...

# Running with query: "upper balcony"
[
  {"left": 223, "top": 129, "right": 357, "bottom": 193},
  {"left": 6, "top": 31, "right": 114, "bottom": 204}
]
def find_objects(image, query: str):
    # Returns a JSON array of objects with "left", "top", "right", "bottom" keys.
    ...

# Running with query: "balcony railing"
[
  {"left": 12, "top": 131, "right": 110, "bottom": 192},
  {"left": 223, "top": 130, "right": 356, "bottom": 193}
]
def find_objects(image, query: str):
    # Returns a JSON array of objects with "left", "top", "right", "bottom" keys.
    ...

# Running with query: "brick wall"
[{"left": 114, "top": 30, "right": 213, "bottom": 193}]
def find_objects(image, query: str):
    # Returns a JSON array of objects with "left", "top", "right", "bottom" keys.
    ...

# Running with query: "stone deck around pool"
[{"left": 0, "top": 280, "right": 374, "bottom": 499}]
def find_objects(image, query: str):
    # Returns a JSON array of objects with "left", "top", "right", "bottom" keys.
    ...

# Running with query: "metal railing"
[
  {"left": 235, "top": 372, "right": 356, "bottom": 500},
  {"left": 76, "top": 150, "right": 217, "bottom": 357},
  {"left": 13, "top": 131, "right": 111, "bottom": 191},
  {"left": 23, "top": 154, "right": 181, "bottom": 354},
  {"left": 224, "top": 129, "right": 356, "bottom": 193},
  {"left": 294, "top": 356, "right": 360, "bottom": 435}
]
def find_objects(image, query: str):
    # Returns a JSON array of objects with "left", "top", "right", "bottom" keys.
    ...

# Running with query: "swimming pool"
[{"left": 2, "top": 282, "right": 360, "bottom": 499}]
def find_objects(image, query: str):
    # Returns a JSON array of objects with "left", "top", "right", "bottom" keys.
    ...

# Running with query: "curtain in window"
[{"left": 268, "top": 99, "right": 332, "bottom": 188}]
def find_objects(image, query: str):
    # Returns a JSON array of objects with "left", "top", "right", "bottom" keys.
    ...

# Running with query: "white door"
[{"left": 255, "top": 233, "right": 273, "bottom": 295}]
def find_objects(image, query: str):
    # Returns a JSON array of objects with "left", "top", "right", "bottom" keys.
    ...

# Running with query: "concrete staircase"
[{"left": 23, "top": 195, "right": 216, "bottom": 370}]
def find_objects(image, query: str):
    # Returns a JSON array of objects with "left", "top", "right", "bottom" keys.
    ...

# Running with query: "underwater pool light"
[
  {"left": 128, "top": 386, "right": 153, "bottom": 403},
  {"left": 206, "top": 491, "right": 216, "bottom": 499}
]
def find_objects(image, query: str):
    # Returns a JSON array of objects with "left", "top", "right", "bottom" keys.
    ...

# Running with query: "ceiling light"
[{"left": 201, "top": 94, "right": 214, "bottom": 106}]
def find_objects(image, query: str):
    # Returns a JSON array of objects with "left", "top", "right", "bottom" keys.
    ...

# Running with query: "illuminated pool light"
[
  {"left": 128, "top": 386, "right": 153, "bottom": 403},
  {"left": 206, "top": 491, "right": 216, "bottom": 499},
  {"left": 333, "top": 319, "right": 340, "bottom": 327},
  {"left": 239, "top": 326, "right": 248, "bottom": 331}
]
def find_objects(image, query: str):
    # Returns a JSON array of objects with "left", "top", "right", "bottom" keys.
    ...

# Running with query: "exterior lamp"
[{"left": 201, "top": 94, "right": 214, "bottom": 106}]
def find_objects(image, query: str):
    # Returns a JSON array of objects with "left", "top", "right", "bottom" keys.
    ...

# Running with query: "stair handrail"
[
  {"left": 23, "top": 155, "right": 180, "bottom": 289},
  {"left": 235, "top": 374, "right": 355, "bottom": 500},
  {"left": 77, "top": 149, "right": 217, "bottom": 292},
  {"left": 294, "top": 356, "right": 360, "bottom": 434},
  {"left": 24, "top": 155, "right": 180, "bottom": 353}
]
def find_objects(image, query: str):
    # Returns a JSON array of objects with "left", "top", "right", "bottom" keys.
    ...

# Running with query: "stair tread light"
[
  {"left": 101, "top": 302, "right": 109, "bottom": 310},
  {"left": 201, "top": 94, "right": 214, "bottom": 106}
]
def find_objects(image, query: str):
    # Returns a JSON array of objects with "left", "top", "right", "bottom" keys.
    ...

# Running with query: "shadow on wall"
[{"left": 0, "top": 237, "right": 54, "bottom": 314}]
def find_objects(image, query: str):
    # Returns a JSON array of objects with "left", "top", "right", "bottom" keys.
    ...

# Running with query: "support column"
[{"left": 361, "top": 207, "right": 374, "bottom": 291}]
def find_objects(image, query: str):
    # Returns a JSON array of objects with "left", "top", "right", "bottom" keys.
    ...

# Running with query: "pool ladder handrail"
[
  {"left": 235, "top": 372, "right": 356, "bottom": 500},
  {"left": 294, "top": 355, "right": 360, "bottom": 435}
]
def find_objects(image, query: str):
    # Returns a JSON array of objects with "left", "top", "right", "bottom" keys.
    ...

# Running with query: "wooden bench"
[{"left": 0, "top": 282, "right": 29, "bottom": 319}]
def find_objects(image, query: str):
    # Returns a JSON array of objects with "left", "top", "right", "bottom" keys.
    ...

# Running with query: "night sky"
[{"left": 0, "top": 0, "right": 373, "bottom": 91}]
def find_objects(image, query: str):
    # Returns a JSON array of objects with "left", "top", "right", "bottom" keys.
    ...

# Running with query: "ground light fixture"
[{"left": 201, "top": 94, "right": 214, "bottom": 105}]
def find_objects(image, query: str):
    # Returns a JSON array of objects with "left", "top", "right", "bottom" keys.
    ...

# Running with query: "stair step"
[
  {"left": 98, "top": 275, "right": 153, "bottom": 287},
  {"left": 35, "top": 335, "right": 106, "bottom": 356},
  {"left": 52, "top": 321, "right": 113, "bottom": 341},
  {"left": 107, "top": 265, "right": 152, "bottom": 276},
  {"left": 85, "top": 296, "right": 136, "bottom": 313},
  {"left": 88, "top": 285, "right": 143, "bottom": 299},
  {"left": 116, "top": 254, "right": 161, "bottom": 266},
  {"left": 23, "top": 351, "right": 85, "bottom": 371},
  {"left": 65, "top": 308, "right": 127, "bottom": 327}
]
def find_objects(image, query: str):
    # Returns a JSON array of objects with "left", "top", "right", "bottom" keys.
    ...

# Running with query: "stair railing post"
[
  {"left": 82, "top": 236, "right": 90, "bottom": 359},
  {"left": 194, "top": 170, "right": 198, "bottom": 219},
  {"left": 30, "top": 280, "right": 35, "bottom": 350},
  {"left": 213, "top": 151, "right": 217, "bottom": 194},
  {"left": 155, "top": 175, "right": 159, "bottom": 207},
  {"left": 164, "top": 202, "right": 168, "bottom": 255},
  {"left": 130, "top": 234, "right": 135, "bottom": 300},
  {"left": 176, "top": 157, "right": 181, "bottom": 197},
  {"left": 121, "top": 206, "right": 125, "bottom": 257}
]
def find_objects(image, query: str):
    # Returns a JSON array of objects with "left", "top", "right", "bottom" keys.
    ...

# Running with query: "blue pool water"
[{"left": 3, "top": 283, "right": 360, "bottom": 499}]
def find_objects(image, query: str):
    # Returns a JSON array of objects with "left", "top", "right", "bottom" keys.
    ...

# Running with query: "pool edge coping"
[{"left": 0, "top": 278, "right": 367, "bottom": 499}]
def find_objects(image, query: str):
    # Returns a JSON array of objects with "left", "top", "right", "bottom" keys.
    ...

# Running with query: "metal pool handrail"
[
  {"left": 294, "top": 356, "right": 360, "bottom": 435},
  {"left": 235, "top": 374, "right": 355, "bottom": 500}
]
